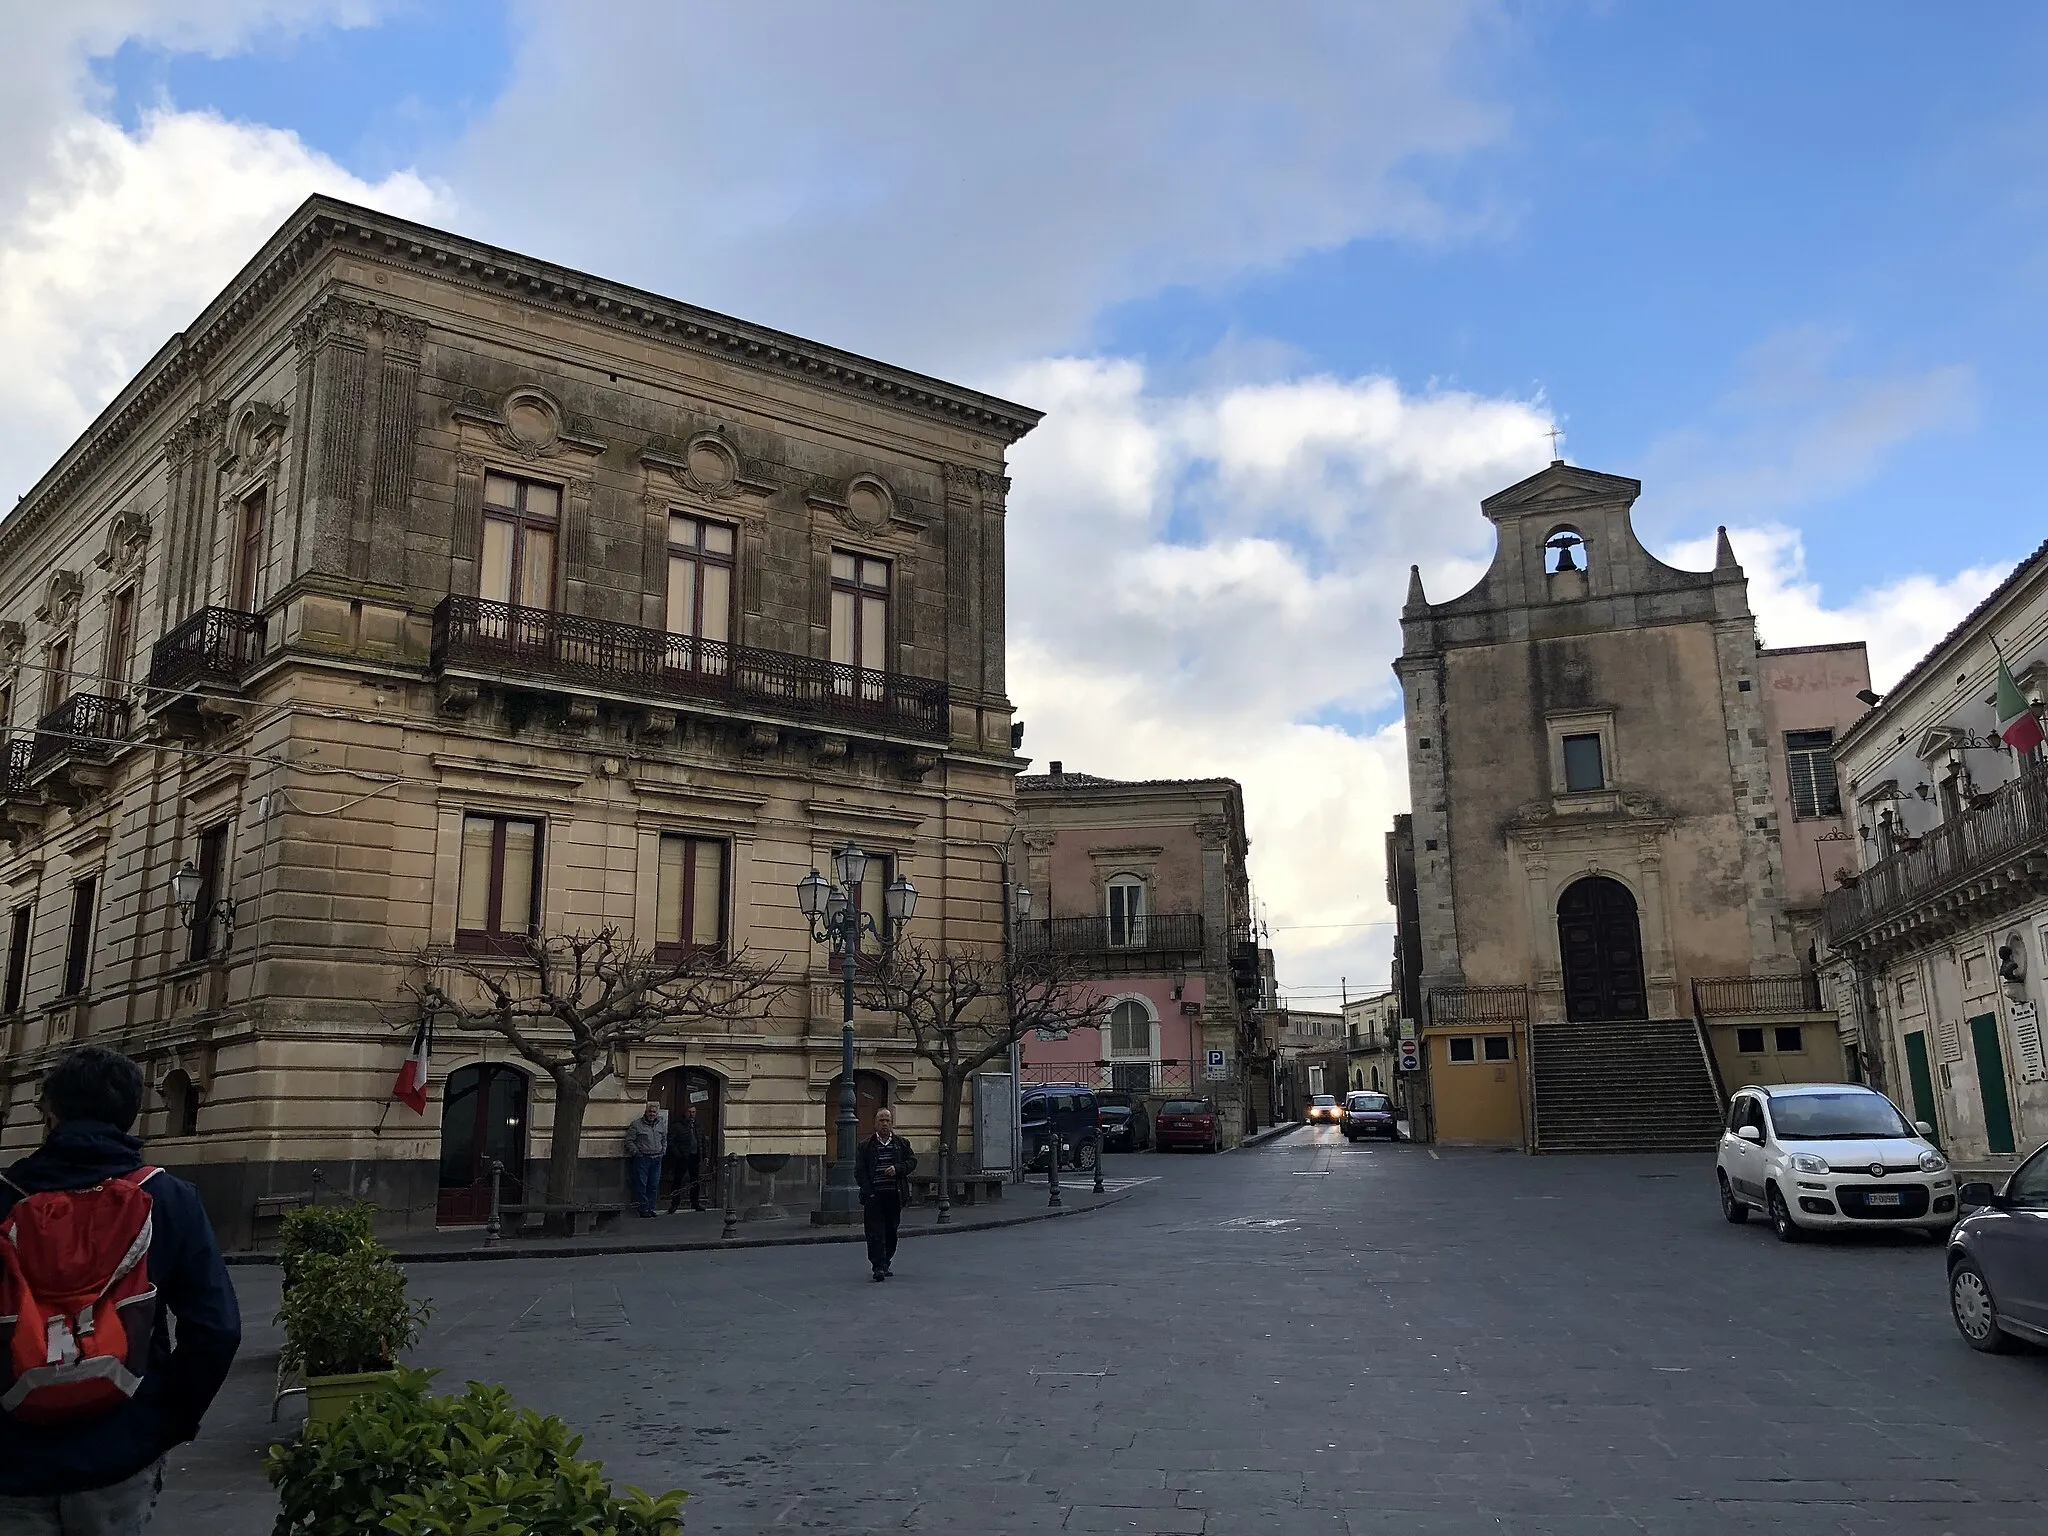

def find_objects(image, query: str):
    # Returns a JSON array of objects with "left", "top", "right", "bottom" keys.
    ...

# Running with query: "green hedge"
[{"left": 266, "top": 1367, "right": 684, "bottom": 1535}]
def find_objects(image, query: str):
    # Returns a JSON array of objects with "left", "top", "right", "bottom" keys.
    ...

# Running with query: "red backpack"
[{"left": 0, "top": 1167, "right": 161, "bottom": 1424}]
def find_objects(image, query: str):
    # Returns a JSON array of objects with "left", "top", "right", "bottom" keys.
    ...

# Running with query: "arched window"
[
  {"left": 1105, "top": 997, "right": 1157, "bottom": 1093},
  {"left": 1544, "top": 525, "right": 1588, "bottom": 575},
  {"left": 1106, "top": 875, "right": 1146, "bottom": 947}
]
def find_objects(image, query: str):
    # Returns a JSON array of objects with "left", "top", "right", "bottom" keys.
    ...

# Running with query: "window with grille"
[
  {"left": 1107, "top": 999, "right": 1152, "bottom": 1056},
  {"left": 656, "top": 834, "right": 727, "bottom": 960},
  {"left": 1785, "top": 729, "right": 1842, "bottom": 819}
]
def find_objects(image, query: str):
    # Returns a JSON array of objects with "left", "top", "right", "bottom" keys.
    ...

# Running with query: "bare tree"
[
  {"left": 412, "top": 929, "right": 785, "bottom": 1205},
  {"left": 856, "top": 940, "right": 1102, "bottom": 1173}
]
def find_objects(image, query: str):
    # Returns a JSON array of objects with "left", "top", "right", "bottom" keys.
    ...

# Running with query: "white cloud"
[
  {"left": 451, "top": 0, "right": 1507, "bottom": 375},
  {"left": 0, "top": 0, "right": 442, "bottom": 506},
  {"left": 1002, "top": 356, "right": 1554, "bottom": 997},
  {"left": 1665, "top": 524, "right": 2006, "bottom": 691}
]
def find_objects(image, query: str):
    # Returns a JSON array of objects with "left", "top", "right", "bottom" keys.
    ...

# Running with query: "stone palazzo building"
[
  {"left": 1394, "top": 461, "right": 1860, "bottom": 1151},
  {"left": 0, "top": 197, "right": 1037, "bottom": 1243}
]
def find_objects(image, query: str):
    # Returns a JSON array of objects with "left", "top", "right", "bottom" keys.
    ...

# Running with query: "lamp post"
[
  {"left": 1004, "top": 880, "right": 1032, "bottom": 1187},
  {"left": 797, "top": 844, "right": 915, "bottom": 1225}
]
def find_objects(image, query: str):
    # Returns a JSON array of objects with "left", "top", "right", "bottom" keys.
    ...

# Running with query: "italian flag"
[
  {"left": 392, "top": 1018, "right": 433, "bottom": 1114},
  {"left": 1995, "top": 654, "right": 2045, "bottom": 755}
]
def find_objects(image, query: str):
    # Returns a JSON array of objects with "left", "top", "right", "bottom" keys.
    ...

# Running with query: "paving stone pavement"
[{"left": 153, "top": 1129, "right": 2048, "bottom": 1534}]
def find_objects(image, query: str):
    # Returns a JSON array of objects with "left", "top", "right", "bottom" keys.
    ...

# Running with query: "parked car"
[
  {"left": 1096, "top": 1090, "right": 1152, "bottom": 1152},
  {"left": 1947, "top": 1139, "right": 2048, "bottom": 1353},
  {"left": 1716, "top": 1082, "right": 1958, "bottom": 1241},
  {"left": 1306, "top": 1094, "right": 1342, "bottom": 1125},
  {"left": 1342, "top": 1091, "right": 1399, "bottom": 1141},
  {"left": 1021, "top": 1085, "right": 1100, "bottom": 1171},
  {"left": 1155, "top": 1098, "right": 1221, "bottom": 1153}
]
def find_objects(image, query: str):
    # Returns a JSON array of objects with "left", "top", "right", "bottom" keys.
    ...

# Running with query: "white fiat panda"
[{"left": 1717, "top": 1083, "right": 1958, "bottom": 1241}]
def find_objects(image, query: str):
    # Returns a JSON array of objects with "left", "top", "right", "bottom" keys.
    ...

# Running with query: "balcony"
[
  {"left": 1426, "top": 985, "right": 1531, "bottom": 1024},
  {"left": 2, "top": 736, "right": 29, "bottom": 798},
  {"left": 1692, "top": 974, "right": 1823, "bottom": 1017},
  {"left": 26, "top": 693, "right": 132, "bottom": 784},
  {"left": 1824, "top": 759, "right": 2048, "bottom": 954},
  {"left": 147, "top": 606, "right": 267, "bottom": 696},
  {"left": 430, "top": 596, "right": 949, "bottom": 742},
  {"left": 1016, "top": 914, "right": 1205, "bottom": 975}
]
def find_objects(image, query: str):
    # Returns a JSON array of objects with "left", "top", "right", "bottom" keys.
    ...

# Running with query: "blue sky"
[{"left": 7, "top": 2, "right": 2043, "bottom": 997}]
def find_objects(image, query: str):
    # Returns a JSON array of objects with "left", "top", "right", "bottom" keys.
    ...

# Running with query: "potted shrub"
[
  {"left": 277, "top": 1200, "right": 377, "bottom": 1291},
  {"left": 265, "top": 1367, "right": 686, "bottom": 1536},
  {"left": 276, "top": 1246, "right": 430, "bottom": 1424}
]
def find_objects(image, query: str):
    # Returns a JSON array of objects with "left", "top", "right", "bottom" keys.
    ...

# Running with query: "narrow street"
[{"left": 167, "top": 1128, "right": 2048, "bottom": 1534}]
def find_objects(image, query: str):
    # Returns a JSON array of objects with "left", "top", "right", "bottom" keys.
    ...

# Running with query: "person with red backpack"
[{"left": 0, "top": 1045, "right": 241, "bottom": 1533}]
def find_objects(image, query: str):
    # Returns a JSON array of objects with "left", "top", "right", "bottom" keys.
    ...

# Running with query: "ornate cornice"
[{"left": 5, "top": 195, "right": 1031, "bottom": 573}]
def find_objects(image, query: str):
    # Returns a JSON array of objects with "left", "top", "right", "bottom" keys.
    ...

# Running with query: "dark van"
[{"left": 1021, "top": 1084, "right": 1101, "bottom": 1171}]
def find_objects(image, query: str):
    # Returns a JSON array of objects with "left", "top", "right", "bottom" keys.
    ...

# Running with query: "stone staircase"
[{"left": 1529, "top": 1018, "right": 1725, "bottom": 1154}]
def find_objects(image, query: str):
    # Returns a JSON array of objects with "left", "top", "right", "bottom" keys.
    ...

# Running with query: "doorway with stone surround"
[{"left": 1557, "top": 876, "right": 1649, "bottom": 1022}]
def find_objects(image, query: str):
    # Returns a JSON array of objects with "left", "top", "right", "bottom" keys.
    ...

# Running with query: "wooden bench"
[
  {"left": 490, "top": 1202, "right": 626, "bottom": 1239},
  {"left": 248, "top": 1191, "right": 315, "bottom": 1250},
  {"left": 906, "top": 1175, "right": 1006, "bottom": 1207}
]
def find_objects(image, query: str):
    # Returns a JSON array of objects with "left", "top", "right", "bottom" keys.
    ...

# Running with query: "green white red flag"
[{"left": 1994, "top": 654, "right": 2044, "bottom": 755}]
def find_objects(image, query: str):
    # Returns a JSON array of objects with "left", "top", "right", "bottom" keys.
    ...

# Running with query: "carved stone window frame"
[
  {"left": 215, "top": 461, "right": 278, "bottom": 614},
  {"left": 450, "top": 388, "right": 606, "bottom": 608},
  {"left": 1547, "top": 708, "right": 1618, "bottom": 799}
]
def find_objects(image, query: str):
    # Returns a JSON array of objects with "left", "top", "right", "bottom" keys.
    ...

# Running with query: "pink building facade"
[
  {"left": 1757, "top": 642, "right": 1872, "bottom": 952},
  {"left": 1014, "top": 764, "right": 1259, "bottom": 1144}
]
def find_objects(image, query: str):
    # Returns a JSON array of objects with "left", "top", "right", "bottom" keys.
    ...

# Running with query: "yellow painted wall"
[
  {"left": 1710, "top": 1019, "right": 1848, "bottom": 1093},
  {"left": 1428, "top": 1030, "right": 1527, "bottom": 1147}
]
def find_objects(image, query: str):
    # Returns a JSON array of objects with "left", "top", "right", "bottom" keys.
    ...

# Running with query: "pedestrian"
[
  {"left": 665, "top": 1102, "right": 706, "bottom": 1214},
  {"left": 855, "top": 1107, "right": 916, "bottom": 1281},
  {"left": 624, "top": 1100, "right": 667, "bottom": 1218},
  {"left": 0, "top": 1044, "right": 242, "bottom": 1533}
]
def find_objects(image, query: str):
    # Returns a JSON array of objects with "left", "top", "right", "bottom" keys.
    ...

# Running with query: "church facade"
[{"left": 1393, "top": 462, "right": 1858, "bottom": 1150}]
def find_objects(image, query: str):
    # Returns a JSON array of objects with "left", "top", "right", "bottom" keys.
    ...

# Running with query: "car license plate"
[{"left": 1865, "top": 1191, "right": 1902, "bottom": 1207}]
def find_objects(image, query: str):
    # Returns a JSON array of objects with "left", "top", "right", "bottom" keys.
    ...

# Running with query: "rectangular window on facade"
[
  {"left": 63, "top": 877, "right": 96, "bottom": 998},
  {"left": 1483, "top": 1035, "right": 1512, "bottom": 1062},
  {"left": 1784, "top": 730, "right": 1842, "bottom": 819},
  {"left": 1107, "top": 877, "right": 1147, "bottom": 947},
  {"left": 1737, "top": 1026, "right": 1766, "bottom": 1055},
  {"left": 655, "top": 834, "right": 727, "bottom": 959},
  {"left": 190, "top": 823, "right": 230, "bottom": 963},
  {"left": 106, "top": 589, "right": 135, "bottom": 688},
  {"left": 3, "top": 906, "right": 29, "bottom": 1014},
  {"left": 665, "top": 515, "right": 735, "bottom": 672},
  {"left": 1562, "top": 733, "right": 1605, "bottom": 792},
  {"left": 1774, "top": 1026, "right": 1805, "bottom": 1054},
  {"left": 830, "top": 852, "right": 892, "bottom": 969},
  {"left": 1448, "top": 1036, "right": 1478, "bottom": 1063},
  {"left": 233, "top": 486, "right": 268, "bottom": 611},
  {"left": 43, "top": 637, "right": 69, "bottom": 716},
  {"left": 479, "top": 472, "right": 560, "bottom": 612},
  {"left": 456, "top": 814, "right": 543, "bottom": 953},
  {"left": 829, "top": 551, "right": 890, "bottom": 678}
]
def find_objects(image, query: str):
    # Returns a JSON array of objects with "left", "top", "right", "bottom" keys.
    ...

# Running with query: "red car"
[{"left": 1155, "top": 1097, "right": 1221, "bottom": 1153}]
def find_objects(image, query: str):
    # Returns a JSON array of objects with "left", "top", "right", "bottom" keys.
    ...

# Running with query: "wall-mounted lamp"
[{"left": 169, "top": 858, "right": 237, "bottom": 941}]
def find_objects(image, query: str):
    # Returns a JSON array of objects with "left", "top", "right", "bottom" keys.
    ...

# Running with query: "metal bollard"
[
  {"left": 721, "top": 1154, "right": 738, "bottom": 1241},
  {"left": 936, "top": 1141, "right": 952, "bottom": 1225},
  {"left": 1092, "top": 1129, "right": 1106, "bottom": 1195},
  {"left": 485, "top": 1158, "right": 503, "bottom": 1246},
  {"left": 1047, "top": 1133, "right": 1063, "bottom": 1209}
]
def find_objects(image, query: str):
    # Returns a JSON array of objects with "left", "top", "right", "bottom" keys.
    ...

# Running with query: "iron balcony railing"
[
  {"left": 2, "top": 735, "right": 31, "bottom": 798},
  {"left": 1824, "top": 759, "right": 2048, "bottom": 946},
  {"left": 1426, "top": 985, "right": 1531, "bottom": 1024},
  {"left": 26, "top": 693, "right": 132, "bottom": 779},
  {"left": 1015, "top": 913, "right": 1206, "bottom": 959},
  {"left": 1019, "top": 1060, "right": 1203, "bottom": 1096},
  {"left": 431, "top": 595, "right": 949, "bottom": 740},
  {"left": 1692, "top": 974, "right": 1823, "bottom": 1017},
  {"left": 147, "top": 606, "right": 267, "bottom": 694}
]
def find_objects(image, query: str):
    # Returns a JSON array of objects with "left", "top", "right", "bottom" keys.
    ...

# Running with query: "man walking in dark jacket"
[
  {"left": 0, "top": 1045, "right": 242, "bottom": 1533},
  {"left": 855, "top": 1107, "right": 915, "bottom": 1281},
  {"left": 665, "top": 1102, "right": 706, "bottom": 1213}
]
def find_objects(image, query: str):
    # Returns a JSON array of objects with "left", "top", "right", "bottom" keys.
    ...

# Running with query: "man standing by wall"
[
  {"left": 855, "top": 1107, "right": 916, "bottom": 1282},
  {"left": 0, "top": 1045, "right": 243, "bottom": 1533},
  {"left": 666, "top": 1103, "right": 706, "bottom": 1214},
  {"left": 624, "top": 1100, "right": 667, "bottom": 1219}
]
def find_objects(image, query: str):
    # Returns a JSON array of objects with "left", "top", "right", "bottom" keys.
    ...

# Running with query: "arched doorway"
[
  {"left": 1557, "top": 876, "right": 1648, "bottom": 1022},
  {"left": 437, "top": 1063, "right": 529, "bottom": 1225},
  {"left": 823, "top": 1069, "right": 891, "bottom": 1150},
  {"left": 650, "top": 1067, "right": 723, "bottom": 1208}
]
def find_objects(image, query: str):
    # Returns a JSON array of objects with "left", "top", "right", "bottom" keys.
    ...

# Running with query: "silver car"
[{"left": 1947, "top": 1140, "right": 2048, "bottom": 1353}]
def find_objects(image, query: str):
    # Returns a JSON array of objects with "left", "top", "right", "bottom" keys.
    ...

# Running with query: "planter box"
[{"left": 304, "top": 1368, "right": 400, "bottom": 1426}]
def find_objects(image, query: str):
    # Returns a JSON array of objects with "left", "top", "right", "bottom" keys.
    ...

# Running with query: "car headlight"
[
  {"left": 1790, "top": 1154, "right": 1830, "bottom": 1175},
  {"left": 1919, "top": 1150, "right": 1948, "bottom": 1174}
]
